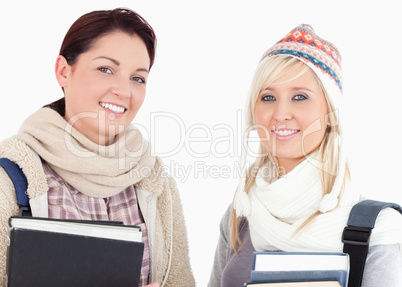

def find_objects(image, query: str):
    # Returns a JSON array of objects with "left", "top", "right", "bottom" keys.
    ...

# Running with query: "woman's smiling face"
[
  {"left": 56, "top": 31, "right": 150, "bottom": 146},
  {"left": 254, "top": 63, "right": 329, "bottom": 172}
]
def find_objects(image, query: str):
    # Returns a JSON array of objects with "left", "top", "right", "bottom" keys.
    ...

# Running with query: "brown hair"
[{"left": 59, "top": 8, "right": 157, "bottom": 69}]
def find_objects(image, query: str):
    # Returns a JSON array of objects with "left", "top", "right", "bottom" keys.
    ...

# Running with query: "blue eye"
[
  {"left": 293, "top": 94, "right": 307, "bottom": 101},
  {"left": 131, "top": 76, "right": 146, "bottom": 84},
  {"left": 261, "top": 95, "right": 275, "bottom": 102}
]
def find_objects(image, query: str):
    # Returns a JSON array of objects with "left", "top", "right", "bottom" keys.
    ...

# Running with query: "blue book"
[
  {"left": 248, "top": 251, "right": 349, "bottom": 287},
  {"left": 245, "top": 281, "right": 341, "bottom": 286}
]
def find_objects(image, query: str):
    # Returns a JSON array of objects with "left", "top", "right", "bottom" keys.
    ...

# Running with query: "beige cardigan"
[{"left": 0, "top": 137, "right": 195, "bottom": 286}]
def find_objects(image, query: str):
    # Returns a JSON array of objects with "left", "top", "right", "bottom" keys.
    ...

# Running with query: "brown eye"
[
  {"left": 131, "top": 76, "right": 146, "bottom": 84},
  {"left": 98, "top": 67, "right": 112, "bottom": 74}
]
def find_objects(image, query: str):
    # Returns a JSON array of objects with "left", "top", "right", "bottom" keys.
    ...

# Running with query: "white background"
[{"left": 1, "top": 1, "right": 401, "bottom": 285}]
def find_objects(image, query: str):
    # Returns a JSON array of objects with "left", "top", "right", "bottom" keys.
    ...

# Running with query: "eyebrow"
[
  {"left": 93, "top": 56, "right": 149, "bottom": 73},
  {"left": 290, "top": 87, "right": 315, "bottom": 93},
  {"left": 94, "top": 56, "right": 120, "bottom": 65},
  {"left": 264, "top": 86, "right": 315, "bottom": 93}
]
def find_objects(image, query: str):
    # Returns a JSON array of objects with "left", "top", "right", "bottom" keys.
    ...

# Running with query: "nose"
[
  {"left": 112, "top": 75, "right": 131, "bottom": 98},
  {"left": 273, "top": 100, "right": 292, "bottom": 123}
]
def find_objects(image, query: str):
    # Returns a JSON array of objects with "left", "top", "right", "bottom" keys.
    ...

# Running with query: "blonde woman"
[{"left": 208, "top": 24, "right": 402, "bottom": 287}]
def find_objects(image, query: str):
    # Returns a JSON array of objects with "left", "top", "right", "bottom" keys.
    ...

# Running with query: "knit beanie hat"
[
  {"left": 234, "top": 24, "right": 346, "bottom": 217},
  {"left": 262, "top": 24, "right": 343, "bottom": 109}
]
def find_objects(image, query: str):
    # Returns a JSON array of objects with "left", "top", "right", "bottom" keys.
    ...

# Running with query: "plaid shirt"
[{"left": 42, "top": 161, "right": 150, "bottom": 286}]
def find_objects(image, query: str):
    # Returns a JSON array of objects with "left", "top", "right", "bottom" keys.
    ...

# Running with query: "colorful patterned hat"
[{"left": 260, "top": 24, "right": 343, "bottom": 110}]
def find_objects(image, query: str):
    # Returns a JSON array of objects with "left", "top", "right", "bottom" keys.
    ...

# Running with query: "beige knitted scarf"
[{"left": 16, "top": 107, "right": 156, "bottom": 198}]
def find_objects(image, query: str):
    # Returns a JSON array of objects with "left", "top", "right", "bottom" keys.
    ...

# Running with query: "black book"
[{"left": 6, "top": 216, "right": 144, "bottom": 287}]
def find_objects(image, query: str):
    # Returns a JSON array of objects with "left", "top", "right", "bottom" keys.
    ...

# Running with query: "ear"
[
  {"left": 324, "top": 113, "right": 332, "bottom": 127},
  {"left": 55, "top": 55, "right": 70, "bottom": 88}
]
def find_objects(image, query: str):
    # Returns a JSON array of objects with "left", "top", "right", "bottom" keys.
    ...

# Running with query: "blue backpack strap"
[
  {"left": 342, "top": 199, "right": 402, "bottom": 287},
  {"left": 0, "top": 158, "right": 31, "bottom": 216}
]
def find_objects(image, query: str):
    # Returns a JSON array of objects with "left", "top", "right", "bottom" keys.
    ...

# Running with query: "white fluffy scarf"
[{"left": 245, "top": 157, "right": 402, "bottom": 252}]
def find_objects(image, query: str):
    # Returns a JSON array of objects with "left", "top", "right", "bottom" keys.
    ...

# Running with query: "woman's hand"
[{"left": 146, "top": 283, "right": 159, "bottom": 287}]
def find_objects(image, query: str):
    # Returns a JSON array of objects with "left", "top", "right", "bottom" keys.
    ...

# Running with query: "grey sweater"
[{"left": 208, "top": 206, "right": 402, "bottom": 287}]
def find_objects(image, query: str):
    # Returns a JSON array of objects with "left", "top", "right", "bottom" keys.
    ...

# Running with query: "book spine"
[
  {"left": 5, "top": 227, "right": 13, "bottom": 287},
  {"left": 250, "top": 270, "right": 348, "bottom": 287}
]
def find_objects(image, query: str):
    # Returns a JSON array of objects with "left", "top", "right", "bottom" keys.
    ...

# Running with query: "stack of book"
[
  {"left": 245, "top": 251, "right": 350, "bottom": 287},
  {"left": 6, "top": 216, "right": 144, "bottom": 287}
]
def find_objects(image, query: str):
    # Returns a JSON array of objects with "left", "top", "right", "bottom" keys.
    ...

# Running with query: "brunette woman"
[{"left": 0, "top": 8, "right": 195, "bottom": 287}]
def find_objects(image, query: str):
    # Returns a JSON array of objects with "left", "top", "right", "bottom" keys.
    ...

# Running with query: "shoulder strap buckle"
[
  {"left": 342, "top": 225, "right": 371, "bottom": 246},
  {"left": 19, "top": 206, "right": 32, "bottom": 217}
]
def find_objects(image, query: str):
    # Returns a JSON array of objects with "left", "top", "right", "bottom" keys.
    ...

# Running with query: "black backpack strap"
[
  {"left": 0, "top": 158, "right": 31, "bottom": 216},
  {"left": 342, "top": 199, "right": 402, "bottom": 287}
]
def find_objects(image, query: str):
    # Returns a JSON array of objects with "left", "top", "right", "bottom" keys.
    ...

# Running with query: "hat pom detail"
[{"left": 234, "top": 190, "right": 251, "bottom": 217}]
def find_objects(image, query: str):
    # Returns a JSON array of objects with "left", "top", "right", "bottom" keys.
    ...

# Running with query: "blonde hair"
[{"left": 230, "top": 55, "right": 350, "bottom": 252}]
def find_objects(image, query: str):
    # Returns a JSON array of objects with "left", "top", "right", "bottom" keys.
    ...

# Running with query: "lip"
[
  {"left": 272, "top": 128, "right": 300, "bottom": 141},
  {"left": 99, "top": 101, "right": 127, "bottom": 118}
]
